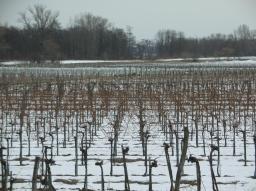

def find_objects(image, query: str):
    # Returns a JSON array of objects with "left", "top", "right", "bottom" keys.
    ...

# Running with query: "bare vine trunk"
[{"left": 174, "top": 126, "right": 189, "bottom": 191}]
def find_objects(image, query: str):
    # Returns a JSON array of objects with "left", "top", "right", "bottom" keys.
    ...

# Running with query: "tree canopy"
[{"left": 0, "top": 4, "right": 256, "bottom": 62}]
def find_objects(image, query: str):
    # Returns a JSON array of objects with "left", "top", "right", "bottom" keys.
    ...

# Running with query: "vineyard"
[{"left": 0, "top": 60, "right": 256, "bottom": 191}]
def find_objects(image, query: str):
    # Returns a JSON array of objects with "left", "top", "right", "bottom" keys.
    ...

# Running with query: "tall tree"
[
  {"left": 19, "top": 4, "right": 60, "bottom": 62},
  {"left": 234, "top": 24, "right": 252, "bottom": 40},
  {"left": 19, "top": 4, "right": 60, "bottom": 32}
]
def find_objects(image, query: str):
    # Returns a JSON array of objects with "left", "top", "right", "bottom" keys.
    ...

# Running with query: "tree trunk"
[
  {"left": 32, "top": 157, "right": 40, "bottom": 191},
  {"left": 174, "top": 126, "right": 189, "bottom": 191}
]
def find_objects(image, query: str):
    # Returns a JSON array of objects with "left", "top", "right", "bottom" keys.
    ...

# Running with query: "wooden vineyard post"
[
  {"left": 149, "top": 159, "right": 157, "bottom": 191},
  {"left": 240, "top": 129, "right": 247, "bottom": 166},
  {"left": 45, "top": 158, "right": 56, "bottom": 191},
  {"left": 192, "top": 115, "right": 199, "bottom": 147},
  {"left": 233, "top": 123, "right": 238, "bottom": 156},
  {"left": 163, "top": 143, "right": 174, "bottom": 190},
  {"left": 108, "top": 137, "right": 114, "bottom": 176},
  {"left": 144, "top": 130, "right": 150, "bottom": 176},
  {"left": 19, "top": 90, "right": 27, "bottom": 166},
  {"left": 137, "top": 103, "right": 146, "bottom": 156},
  {"left": 63, "top": 119, "right": 67, "bottom": 148},
  {"left": 88, "top": 121, "right": 93, "bottom": 147},
  {"left": 55, "top": 111, "right": 59, "bottom": 156},
  {"left": 174, "top": 125, "right": 189, "bottom": 191},
  {"left": 0, "top": 159, "right": 7, "bottom": 191},
  {"left": 0, "top": 127, "right": 2, "bottom": 145},
  {"left": 39, "top": 137, "right": 45, "bottom": 177},
  {"left": 27, "top": 122, "right": 31, "bottom": 156},
  {"left": 209, "top": 145, "right": 219, "bottom": 191},
  {"left": 74, "top": 136, "right": 78, "bottom": 176},
  {"left": 81, "top": 147, "right": 88, "bottom": 190},
  {"left": 80, "top": 123, "right": 89, "bottom": 165},
  {"left": 42, "top": 146, "right": 56, "bottom": 191},
  {"left": 122, "top": 145, "right": 130, "bottom": 191},
  {"left": 202, "top": 124, "right": 206, "bottom": 156},
  {"left": 9, "top": 171, "right": 14, "bottom": 191},
  {"left": 32, "top": 156, "right": 40, "bottom": 191},
  {"left": 174, "top": 128, "right": 179, "bottom": 167},
  {"left": 216, "top": 117, "right": 221, "bottom": 177},
  {"left": 175, "top": 110, "right": 180, "bottom": 167},
  {"left": 95, "top": 160, "right": 104, "bottom": 191},
  {"left": 188, "top": 155, "right": 201, "bottom": 191},
  {"left": 35, "top": 121, "right": 39, "bottom": 148},
  {"left": 1, "top": 146, "right": 7, "bottom": 191},
  {"left": 49, "top": 132, "right": 54, "bottom": 160},
  {"left": 254, "top": 135, "right": 256, "bottom": 178},
  {"left": 5, "top": 137, "right": 10, "bottom": 174},
  {"left": 168, "top": 120, "right": 174, "bottom": 156},
  {"left": 113, "top": 116, "right": 120, "bottom": 157},
  {"left": 223, "top": 119, "right": 227, "bottom": 147},
  {"left": 17, "top": 129, "right": 23, "bottom": 166},
  {"left": 79, "top": 131, "right": 85, "bottom": 165}
]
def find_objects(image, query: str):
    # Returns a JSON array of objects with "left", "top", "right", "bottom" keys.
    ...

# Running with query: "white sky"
[{"left": 0, "top": 0, "right": 256, "bottom": 40}]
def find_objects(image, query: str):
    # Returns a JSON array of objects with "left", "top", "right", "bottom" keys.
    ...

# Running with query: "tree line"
[
  {"left": 155, "top": 26, "right": 256, "bottom": 59},
  {"left": 0, "top": 4, "right": 256, "bottom": 62}
]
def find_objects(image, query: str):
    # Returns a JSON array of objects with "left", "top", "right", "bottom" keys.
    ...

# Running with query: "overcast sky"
[{"left": 0, "top": 0, "right": 256, "bottom": 39}]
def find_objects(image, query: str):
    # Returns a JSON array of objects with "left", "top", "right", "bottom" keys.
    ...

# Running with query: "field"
[{"left": 0, "top": 58, "right": 256, "bottom": 191}]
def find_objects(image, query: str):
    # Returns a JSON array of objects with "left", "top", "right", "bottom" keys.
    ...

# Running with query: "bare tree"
[
  {"left": 234, "top": 24, "right": 252, "bottom": 40},
  {"left": 19, "top": 4, "right": 60, "bottom": 62},
  {"left": 19, "top": 4, "right": 60, "bottom": 32}
]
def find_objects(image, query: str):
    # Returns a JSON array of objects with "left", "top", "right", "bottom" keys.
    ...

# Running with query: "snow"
[
  {"left": 1, "top": 59, "right": 256, "bottom": 190},
  {"left": 156, "top": 56, "right": 256, "bottom": 62},
  {"left": 1, "top": 112, "right": 256, "bottom": 191},
  {"left": 60, "top": 60, "right": 144, "bottom": 65},
  {"left": 1, "top": 56, "right": 256, "bottom": 66},
  {"left": 0, "top": 61, "right": 30, "bottom": 66}
]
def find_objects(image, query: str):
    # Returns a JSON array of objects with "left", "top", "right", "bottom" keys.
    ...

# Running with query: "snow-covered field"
[
  {"left": 1, "top": 59, "right": 256, "bottom": 191},
  {"left": 1, "top": 56, "right": 256, "bottom": 67},
  {"left": 1, "top": 112, "right": 256, "bottom": 191}
]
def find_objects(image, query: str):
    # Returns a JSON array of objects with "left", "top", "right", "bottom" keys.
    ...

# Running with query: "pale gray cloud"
[{"left": 0, "top": 0, "right": 255, "bottom": 39}]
